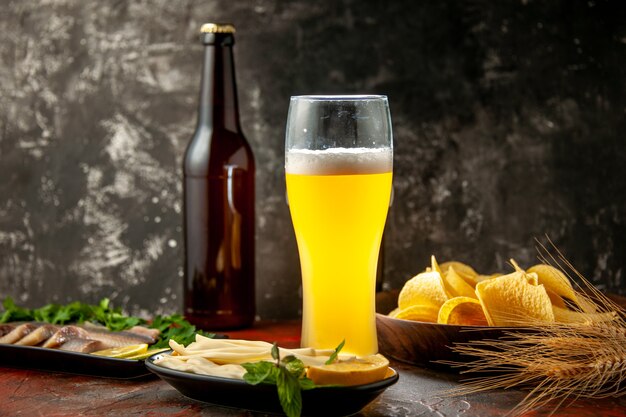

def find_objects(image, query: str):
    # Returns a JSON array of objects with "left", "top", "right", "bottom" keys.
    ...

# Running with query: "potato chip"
[
  {"left": 475, "top": 273, "right": 501, "bottom": 284},
  {"left": 575, "top": 295, "right": 599, "bottom": 314},
  {"left": 527, "top": 264, "right": 577, "bottom": 303},
  {"left": 475, "top": 271, "right": 555, "bottom": 326},
  {"left": 431, "top": 256, "right": 476, "bottom": 298},
  {"left": 525, "top": 272, "right": 539, "bottom": 286},
  {"left": 439, "top": 261, "right": 479, "bottom": 287},
  {"left": 546, "top": 288, "right": 567, "bottom": 309},
  {"left": 391, "top": 304, "right": 440, "bottom": 323},
  {"left": 395, "top": 256, "right": 607, "bottom": 328},
  {"left": 442, "top": 266, "right": 477, "bottom": 299},
  {"left": 552, "top": 306, "right": 617, "bottom": 324},
  {"left": 397, "top": 271, "right": 449, "bottom": 310},
  {"left": 430, "top": 255, "right": 443, "bottom": 275},
  {"left": 437, "top": 296, "right": 488, "bottom": 326}
]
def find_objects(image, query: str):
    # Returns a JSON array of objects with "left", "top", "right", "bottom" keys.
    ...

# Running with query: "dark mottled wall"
[{"left": 0, "top": 0, "right": 624, "bottom": 319}]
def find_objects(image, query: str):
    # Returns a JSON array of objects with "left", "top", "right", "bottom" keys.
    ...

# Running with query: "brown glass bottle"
[{"left": 183, "top": 23, "right": 255, "bottom": 330}]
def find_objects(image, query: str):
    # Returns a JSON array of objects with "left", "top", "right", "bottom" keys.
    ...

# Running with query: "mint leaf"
[
  {"left": 277, "top": 367, "right": 302, "bottom": 417},
  {"left": 282, "top": 355, "right": 315, "bottom": 390},
  {"left": 271, "top": 342, "right": 280, "bottom": 362},
  {"left": 243, "top": 346, "right": 318, "bottom": 417},
  {"left": 325, "top": 339, "right": 345, "bottom": 365},
  {"left": 298, "top": 377, "right": 316, "bottom": 391},
  {"left": 242, "top": 361, "right": 277, "bottom": 385},
  {"left": 282, "top": 355, "right": 305, "bottom": 377}
]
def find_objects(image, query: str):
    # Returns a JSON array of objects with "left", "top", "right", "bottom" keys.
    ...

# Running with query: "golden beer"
[{"left": 286, "top": 148, "right": 392, "bottom": 356}]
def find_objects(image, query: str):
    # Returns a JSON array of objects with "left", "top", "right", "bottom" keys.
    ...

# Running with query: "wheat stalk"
[{"left": 440, "top": 240, "right": 626, "bottom": 416}]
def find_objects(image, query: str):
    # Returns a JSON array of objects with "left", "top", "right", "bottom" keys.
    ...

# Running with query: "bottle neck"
[{"left": 198, "top": 36, "right": 241, "bottom": 132}]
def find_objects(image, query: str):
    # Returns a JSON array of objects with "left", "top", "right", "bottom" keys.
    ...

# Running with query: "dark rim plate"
[
  {"left": 0, "top": 343, "right": 152, "bottom": 379},
  {"left": 146, "top": 351, "right": 399, "bottom": 417}
]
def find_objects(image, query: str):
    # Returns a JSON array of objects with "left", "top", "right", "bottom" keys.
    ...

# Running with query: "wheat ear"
[{"left": 440, "top": 242, "right": 626, "bottom": 416}]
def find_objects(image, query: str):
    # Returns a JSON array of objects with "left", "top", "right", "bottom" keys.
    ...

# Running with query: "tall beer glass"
[{"left": 285, "top": 96, "right": 393, "bottom": 356}]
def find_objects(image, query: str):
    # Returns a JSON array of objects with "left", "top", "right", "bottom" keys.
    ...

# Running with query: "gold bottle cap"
[{"left": 200, "top": 23, "right": 236, "bottom": 34}]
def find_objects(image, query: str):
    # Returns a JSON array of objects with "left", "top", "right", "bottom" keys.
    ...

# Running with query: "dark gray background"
[{"left": 0, "top": 0, "right": 624, "bottom": 320}]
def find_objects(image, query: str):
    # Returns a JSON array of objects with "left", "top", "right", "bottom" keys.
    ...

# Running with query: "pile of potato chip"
[{"left": 389, "top": 256, "right": 616, "bottom": 326}]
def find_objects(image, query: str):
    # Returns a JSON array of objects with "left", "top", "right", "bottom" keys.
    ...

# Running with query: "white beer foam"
[{"left": 286, "top": 147, "right": 392, "bottom": 175}]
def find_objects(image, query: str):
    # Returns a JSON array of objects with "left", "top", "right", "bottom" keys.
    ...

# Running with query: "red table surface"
[{"left": 1, "top": 320, "right": 625, "bottom": 417}]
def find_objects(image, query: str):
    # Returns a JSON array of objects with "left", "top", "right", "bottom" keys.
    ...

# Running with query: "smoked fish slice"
[
  {"left": 42, "top": 326, "right": 90, "bottom": 348},
  {"left": 83, "top": 328, "right": 155, "bottom": 348},
  {"left": 59, "top": 338, "right": 106, "bottom": 353},
  {"left": 0, "top": 323, "right": 17, "bottom": 338},
  {"left": 15, "top": 324, "right": 59, "bottom": 346},
  {"left": 127, "top": 325, "right": 160, "bottom": 341},
  {"left": 0, "top": 323, "right": 39, "bottom": 344}
]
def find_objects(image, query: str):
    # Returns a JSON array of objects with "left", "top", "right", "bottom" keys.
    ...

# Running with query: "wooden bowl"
[
  {"left": 376, "top": 313, "right": 508, "bottom": 369},
  {"left": 375, "top": 290, "right": 507, "bottom": 369},
  {"left": 374, "top": 290, "right": 626, "bottom": 369}
]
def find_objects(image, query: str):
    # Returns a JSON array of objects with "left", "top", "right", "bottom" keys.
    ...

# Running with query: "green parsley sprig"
[{"left": 149, "top": 313, "right": 214, "bottom": 349}]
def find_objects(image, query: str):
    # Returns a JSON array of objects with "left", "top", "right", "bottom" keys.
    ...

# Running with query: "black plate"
[
  {"left": 0, "top": 343, "right": 152, "bottom": 379},
  {"left": 146, "top": 351, "right": 399, "bottom": 416}
]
